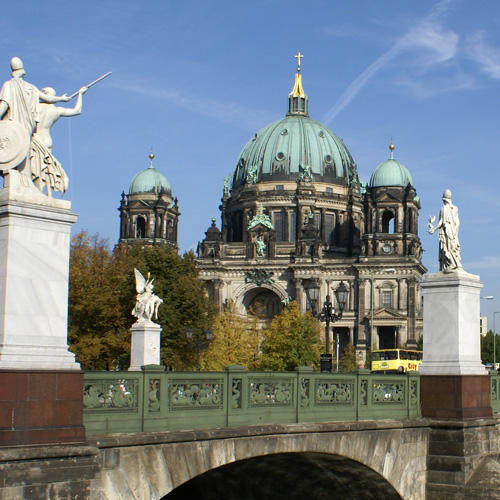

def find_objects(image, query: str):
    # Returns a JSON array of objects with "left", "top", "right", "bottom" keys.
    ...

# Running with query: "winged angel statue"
[{"left": 132, "top": 269, "right": 163, "bottom": 323}]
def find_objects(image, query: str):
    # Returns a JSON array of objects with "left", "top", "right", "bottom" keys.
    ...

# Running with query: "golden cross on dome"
[{"left": 295, "top": 52, "right": 303, "bottom": 72}]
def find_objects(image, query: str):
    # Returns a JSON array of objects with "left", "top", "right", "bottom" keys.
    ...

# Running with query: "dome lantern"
[{"left": 287, "top": 52, "right": 309, "bottom": 116}]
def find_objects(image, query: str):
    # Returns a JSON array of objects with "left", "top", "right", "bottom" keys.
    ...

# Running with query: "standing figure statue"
[
  {"left": 31, "top": 86, "right": 87, "bottom": 196},
  {"left": 428, "top": 189, "right": 462, "bottom": 271},
  {"left": 255, "top": 236, "right": 266, "bottom": 258},
  {"left": 132, "top": 269, "right": 164, "bottom": 323},
  {"left": 0, "top": 57, "right": 70, "bottom": 186}
]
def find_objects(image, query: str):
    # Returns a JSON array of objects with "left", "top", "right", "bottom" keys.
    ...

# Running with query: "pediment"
[
  {"left": 248, "top": 223, "right": 275, "bottom": 233},
  {"left": 374, "top": 192, "right": 402, "bottom": 203},
  {"left": 128, "top": 200, "right": 152, "bottom": 210},
  {"left": 371, "top": 308, "right": 407, "bottom": 320}
]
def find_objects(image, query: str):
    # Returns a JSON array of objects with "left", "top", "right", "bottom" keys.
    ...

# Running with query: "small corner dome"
[
  {"left": 369, "top": 144, "right": 413, "bottom": 188},
  {"left": 129, "top": 153, "right": 172, "bottom": 196}
]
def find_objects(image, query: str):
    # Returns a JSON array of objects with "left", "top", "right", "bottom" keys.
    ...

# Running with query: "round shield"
[{"left": 0, "top": 121, "right": 30, "bottom": 171}]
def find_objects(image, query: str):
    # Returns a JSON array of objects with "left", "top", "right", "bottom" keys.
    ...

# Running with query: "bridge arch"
[
  {"left": 162, "top": 452, "right": 402, "bottom": 500},
  {"left": 92, "top": 421, "right": 427, "bottom": 500}
]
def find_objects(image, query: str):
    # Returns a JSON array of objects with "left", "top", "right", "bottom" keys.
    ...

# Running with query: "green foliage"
[
  {"left": 121, "top": 243, "right": 215, "bottom": 370},
  {"left": 416, "top": 336, "right": 423, "bottom": 351},
  {"left": 68, "top": 231, "right": 132, "bottom": 370},
  {"left": 339, "top": 343, "right": 358, "bottom": 373},
  {"left": 481, "top": 330, "right": 500, "bottom": 365},
  {"left": 200, "top": 303, "right": 260, "bottom": 371},
  {"left": 68, "top": 232, "right": 214, "bottom": 371},
  {"left": 259, "top": 301, "right": 321, "bottom": 371}
]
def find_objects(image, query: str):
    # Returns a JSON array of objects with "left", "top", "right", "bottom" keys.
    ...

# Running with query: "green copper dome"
[
  {"left": 369, "top": 144, "right": 413, "bottom": 188},
  {"left": 231, "top": 64, "right": 358, "bottom": 189},
  {"left": 129, "top": 153, "right": 172, "bottom": 196}
]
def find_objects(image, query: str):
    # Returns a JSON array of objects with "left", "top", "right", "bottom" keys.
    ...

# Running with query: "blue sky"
[{"left": 4, "top": 0, "right": 500, "bottom": 327}]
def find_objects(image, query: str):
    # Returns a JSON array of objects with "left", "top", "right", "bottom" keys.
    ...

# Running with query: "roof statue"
[
  {"left": 132, "top": 269, "right": 164, "bottom": 323},
  {"left": 428, "top": 189, "right": 462, "bottom": 272},
  {"left": 0, "top": 57, "right": 110, "bottom": 196}
]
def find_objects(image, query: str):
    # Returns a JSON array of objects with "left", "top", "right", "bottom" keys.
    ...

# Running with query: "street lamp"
[
  {"left": 304, "top": 280, "right": 349, "bottom": 372},
  {"left": 494, "top": 312, "right": 500, "bottom": 370},
  {"left": 370, "top": 268, "right": 395, "bottom": 353},
  {"left": 186, "top": 327, "right": 213, "bottom": 371}
]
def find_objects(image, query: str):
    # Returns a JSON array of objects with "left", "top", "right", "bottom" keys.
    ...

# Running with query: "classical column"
[{"left": 294, "top": 279, "right": 305, "bottom": 313}]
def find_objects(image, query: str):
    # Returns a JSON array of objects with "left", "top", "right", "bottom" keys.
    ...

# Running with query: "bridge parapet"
[
  {"left": 83, "top": 365, "right": 421, "bottom": 436},
  {"left": 490, "top": 373, "right": 500, "bottom": 414}
]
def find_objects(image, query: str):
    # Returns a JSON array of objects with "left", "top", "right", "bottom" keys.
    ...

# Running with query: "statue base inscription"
[
  {"left": 420, "top": 269, "right": 484, "bottom": 376},
  {"left": 0, "top": 185, "right": 79, "bottom": 370},
  {"left": 129, "top": 322, "right": 162, "bottom": 371}
]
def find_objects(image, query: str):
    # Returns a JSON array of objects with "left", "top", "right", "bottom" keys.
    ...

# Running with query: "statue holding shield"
[
  {"left": 0, "top": 57, "right": 110, "bottom": 196},
  {"left": 0, "top": 57, "right": 70, "bottom": 186}
]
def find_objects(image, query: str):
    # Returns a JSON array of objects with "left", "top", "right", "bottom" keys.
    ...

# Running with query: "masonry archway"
[{"left": 163, "top": 452, "right": 402, "bottom": 500}]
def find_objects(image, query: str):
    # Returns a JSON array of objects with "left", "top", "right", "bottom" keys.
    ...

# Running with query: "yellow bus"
[{"left": 371, "top": 349, "right": 422, "bottom": 374}]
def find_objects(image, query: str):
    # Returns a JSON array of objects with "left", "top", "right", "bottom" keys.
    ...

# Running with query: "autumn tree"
[
  {"left": 69, "top": 233, "right": 214, "bottom": 371},
  {"left": 200, "top": 302, "right": 261, "bottom": 371},
  {"left": 339, "top": 343, "right": 358, "bottom": 373},
  {"left": 68, "top": 231, "right": 133, "bottom": 370},
  {"left": 120, "top": 243, "right": 215, "bottom": 370},
  {"left": 259, "top": 301, "right": 321, "bottom": 371}
]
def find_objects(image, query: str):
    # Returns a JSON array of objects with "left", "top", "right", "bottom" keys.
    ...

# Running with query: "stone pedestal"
[
  {"left": 0, "top": 370, "right": 86, "bottom": 446},
  {"left": 0, "top": 184, "right": 85, "bottom": 446},
  {"left": 129, "top": 321, "right": 162, "bottom": 371},
  {"left": 420, "top": 270, "right": 491, "bottom": 418},
  {"left": 0, "top": 184, "right": 79, "bottom": 370},
  {"left": 420, "top": 270, "right": 484, "bottom": 376}
]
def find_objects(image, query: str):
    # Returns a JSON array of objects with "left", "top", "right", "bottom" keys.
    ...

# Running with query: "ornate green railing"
[
  {"left": 83, "top": 365, "right": 421, "bottom": 436},
  {"left": 490, "top": 373, "right": 500, "bottom": 414}
]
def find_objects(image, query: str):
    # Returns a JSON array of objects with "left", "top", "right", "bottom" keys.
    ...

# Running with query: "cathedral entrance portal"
[{"left": 244, "top": 288, "right": 282, "bottom": 319}]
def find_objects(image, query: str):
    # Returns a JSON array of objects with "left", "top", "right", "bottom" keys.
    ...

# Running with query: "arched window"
[
  {"left": 136, "top": 216, "right": 146, "bottom": 238},
  {"left": 381, "top": 210, "right": 394, "bottom": 234}
]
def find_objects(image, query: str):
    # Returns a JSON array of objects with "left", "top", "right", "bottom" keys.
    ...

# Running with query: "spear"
[{"left": 68, "top": 71, "right": 112, "bottom": 99}]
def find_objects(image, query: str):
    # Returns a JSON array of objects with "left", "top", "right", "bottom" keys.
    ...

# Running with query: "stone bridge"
[{"left": 3, "top": 368, "right": 500, "bottom": 499}]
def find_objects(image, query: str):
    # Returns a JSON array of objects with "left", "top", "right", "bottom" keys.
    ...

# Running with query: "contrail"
[{"left": 321, "top": 0, "right": 455, "bottom": 125}]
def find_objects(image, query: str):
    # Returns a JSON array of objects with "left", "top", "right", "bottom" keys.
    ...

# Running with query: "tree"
[
  {"left": 200, "top": 302, "right": 261, "bottom": 371},
  {"left": 68, "top": 231, "right": 133, "bottom": 370},
  {"left": 69, "top": 233, "right": 214, "bottom": 371},
  {"left": 481, "top": 330, "right": 500, "bottom": 366},
  {"left": 120, "top": 243, "right": 216, "bottom": 370},
  {"left": 339, "top": 343, "right": 358, "bottom": 372},
  {"left": 259, "top": 301, "right": 321, "bottom": 371}
]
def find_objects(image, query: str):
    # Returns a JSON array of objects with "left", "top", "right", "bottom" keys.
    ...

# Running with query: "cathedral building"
[
  {"left": 196, "top": 56, "right": 426, "bottom": 359},
  {"left": 119, "top": 153, "right": 180, "bottom": 246}
]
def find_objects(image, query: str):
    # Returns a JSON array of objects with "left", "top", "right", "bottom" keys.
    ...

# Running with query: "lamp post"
[
  {"left": 304, "top": 280, "right": 349, "bottom": 372},
  {"left": 186, "top": 327, "right": 213, "bottom": 371},
  {"left": 494, "top": 312, "right": 500, "bottom": 370},
  {"left": 369, "top": 268, "right": 395, "bottom": 353}
]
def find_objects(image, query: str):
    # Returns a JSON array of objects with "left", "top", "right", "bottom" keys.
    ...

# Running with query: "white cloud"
[
  {"left": 322, "top": 0, "right": 458, "bottom": 124},
  {"left": 466, "top": 255, "right": 500, "bottom": 270},
  {"left": 112, "top": 79, "right": 277, "bottom": 131},
  {"left": 464, "top": 31, "right": 500, "bottom": 80}
]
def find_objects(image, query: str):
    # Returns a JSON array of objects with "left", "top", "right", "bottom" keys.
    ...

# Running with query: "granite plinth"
[
  {"left": 0, "top": 185, "right": 79, "bottom": 370},
  {"left": 129, "top": 321, "right": 162, "bottom": 371},
  {"left": 0, "top": 369, "right": 86, "bottom": 446},
  {"left": 420, "top": 270, "right": 484, "bottom": 376},
  {"left": 420, "top": 375, "right": 492, "bottom": 419}
]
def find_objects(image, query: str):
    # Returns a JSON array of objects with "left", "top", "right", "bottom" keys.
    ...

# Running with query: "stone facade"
[
  {"left": 119, "top": 153, "right": 179, "bottom": 246},
  {"left": 197, "top": 63, "right": 426, "bottom": 361}
]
